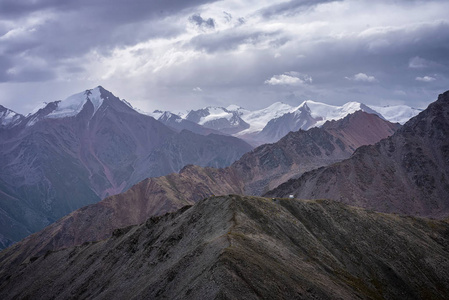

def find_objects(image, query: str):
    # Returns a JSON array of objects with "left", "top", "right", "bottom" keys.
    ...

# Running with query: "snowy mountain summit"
[
  {"left": 46, "top": 88, "right": 104, "bottom": 119},
  {"left": 0, "top": 105, "right": 23, "bottom": 127},
  {"left": 151, "top": 100, "right": 421, "bottom": 146},
  {"left": 6, "top": 86, "right": 422, "bottom": 146}
]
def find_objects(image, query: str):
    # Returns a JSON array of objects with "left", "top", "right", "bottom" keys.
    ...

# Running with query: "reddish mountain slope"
[
  {"left": 0, "top": 87, "right": 252, "bottom": 248},
  {"left": 1, "top": 111, "right": 399, "bottom": 256},
  {"left": 233, "top": 111, "right": 400, "bottom": 194},
  {"left": 266, "top": 90, "right": 449, "bottom": 218}
]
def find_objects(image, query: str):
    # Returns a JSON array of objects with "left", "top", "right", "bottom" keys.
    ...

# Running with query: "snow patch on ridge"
[
  {"left": 0, "top": 107, "right": 21, "bottom": 126},
  {"left": 47, "top": 88, "right": 103, "bottom": 119},
  {"left": 88, "top": 88, "right": 104, "bottom": 116},
  {"left": 198, "top": 107, "right": 233, "bottom": 125},
  {"left": 27, "top": 102, "right": 48, "bottom": 117},
  {"left": 295, "top": 100, "right": 379, "bottom": 127},
  {"left": 298, "top": 100, "right": 362, "bottom": 120},
  {"left": 238, "top": 102, "right": 294, "bottom": 135},
  {"left": 367, "top": 105, "right": 422, "bottom": 124}
]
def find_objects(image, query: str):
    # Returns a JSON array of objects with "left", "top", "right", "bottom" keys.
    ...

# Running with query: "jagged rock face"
[
  {"left": 1, "top": 196, "right": 448, "bottom": 299},
  {"left": 0, "top": 87, "right": 252, "bottom": 248},
  {"left": 2, "top": 111, "right": 399, "bottom": 255},
  {"left": 266, "top": 90, "right": 449, "bottom": 218}
]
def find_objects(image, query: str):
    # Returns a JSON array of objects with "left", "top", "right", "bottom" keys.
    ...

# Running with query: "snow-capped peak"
[
  {"left": 46, "top": 87, "right": 104, "bottom": 119},
  {"left": 27, "top": 102, "right": 48, "bottom": 117},
  {"left": 198, "top": 107, "right": 233, "bottom": 125},
  {"left": 226, "top": 104, "right": 242, "bottom": 111},
  {"left": 367, "top": 104, "right": 422, "bottom": 124},
  {"left": 148, "top": 110, "right": 164, "bottom": 120},
  {"left": 292, "top": 100, "right": 380, "bottom": 126},
  {"left": 236, "top": 102, "right": 295, "bottom": 135},
  {"left": 0, "top": 105, "right": 23, "bottom": 126}
]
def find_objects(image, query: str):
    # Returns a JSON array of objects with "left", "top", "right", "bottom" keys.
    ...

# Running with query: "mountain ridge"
[
  {"left": 0, "top": 86, "right": 252, "bottom": 249},
  {"left": 1, "top": 195, "right": 448, "bottom": 299},
  {"left": 266, "top": 90, "right": 449, "bottom": 218},
  {"left": 2, "top": 110, "right": 399, "bottom": 256},
  {"left": 154, "top": 100, "right": 419, "bottom": 146}
]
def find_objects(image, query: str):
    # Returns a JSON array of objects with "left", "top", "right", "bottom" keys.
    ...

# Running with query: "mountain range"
[
  {"left": 0, "top": 110, "right": 399, "bottom": 258},
  {"left": 0, "top": 86, "right": 419, "bottom": 250},
  {"left": 0, "top": 88, "right": 447, "bottom": 299},
  {"left": 149, "top": 100, "right": 421, "bottom": 146},
  {"left": 0, "top": 86, "right": 252, "bottom": 249},
  {"left": 266, "top": 90, "right": 449, "bottom": 218}
]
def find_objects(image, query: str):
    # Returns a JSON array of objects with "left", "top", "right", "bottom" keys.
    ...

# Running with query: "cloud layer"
[{"left": 1, "top": 0, "right": 449, "bottom": 113}]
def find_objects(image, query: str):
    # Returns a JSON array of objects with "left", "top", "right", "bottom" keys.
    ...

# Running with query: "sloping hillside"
[
  {"left": 266, "top": 90, "right": 449, "bottom": 219},
  {"left": 1, "top": 196, "right": 448, "bottom": 299}
]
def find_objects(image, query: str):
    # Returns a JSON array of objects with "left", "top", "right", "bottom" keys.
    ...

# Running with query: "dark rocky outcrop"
[
  {"left": 1, "top": 195, "right": 449, "bottom": 299},
  {"left": 266, "top": 90, "right": 449, "bottom": 219}
]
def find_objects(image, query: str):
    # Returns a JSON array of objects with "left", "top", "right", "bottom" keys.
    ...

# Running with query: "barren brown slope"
[
  {"left": 267, "top": 90, "right": 449, "bottom": 218},
  {"left": 1, "top": 196, "right": 449, "bottom": 300},
  {"left": 0, "top": 165, "right": 243, "bottom": 262},
  {"left": 232, "top": 110, "right": 400, "bottom": 194}
]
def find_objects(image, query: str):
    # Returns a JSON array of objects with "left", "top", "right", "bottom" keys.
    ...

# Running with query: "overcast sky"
[{"left": 1, "top": 0, "right": 449, "bottom": 114}]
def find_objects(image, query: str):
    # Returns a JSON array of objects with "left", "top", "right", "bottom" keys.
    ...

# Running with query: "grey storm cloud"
[
  {"left": 258, "top": 0, "right": 343, "bottom": 18},
  {"left": 1, "top": 0, "right": 449, "bottom": 114},
  {"left": 0, "top": 0, "right": 219, "bottom": 82},
  {"left": 188, "top": 30, "right": 284, "bottom": 53},
  {"left": 0, "top": 0, "right": 219, "bottom": 20},
  {"left": 189, "top": 14, "right": 215, "bottom": 29}
]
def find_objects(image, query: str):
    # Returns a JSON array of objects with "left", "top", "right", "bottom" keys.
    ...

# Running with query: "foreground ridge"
[{"left": 1, "top": 195, "right": 448, "bottom": 299}]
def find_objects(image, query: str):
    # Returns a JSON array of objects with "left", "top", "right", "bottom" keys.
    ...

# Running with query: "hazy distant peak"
[
  {"left": 226, "top": 104, "right": 244, "bottom": 111},
  {"left": 367, "top": 104, "right": 423, "bottom": 124},
  {"left": 0, "top": 105, "right": 23, "bottom": 127}
]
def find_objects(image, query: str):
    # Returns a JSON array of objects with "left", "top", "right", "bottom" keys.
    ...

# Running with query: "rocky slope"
[
  {"left": 2, "top": 111, "right": 399, "bottom": 255},
  {"left": 0, "top": 87, "right": 252, "bottom": 249},
  {"left": 233, "top": 110, "right": 400, "bottom": 195},
  {"left": 266, "top": 90, "right": 449, "bottom": 218},
  {"left": 4, "top": 165, "right": 243, "bottom": 258},
  {"left": 1, "top": 195, "right": 449, "bottom": 299}
]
